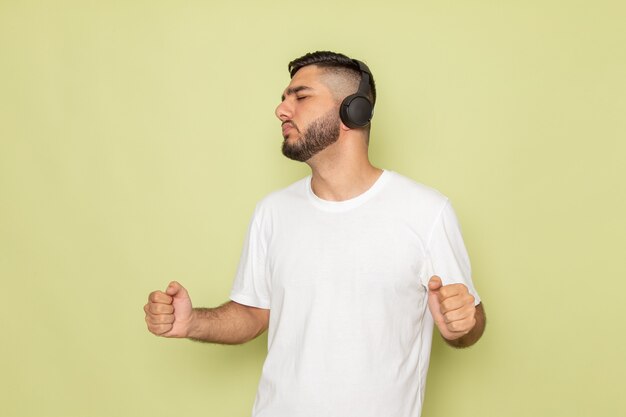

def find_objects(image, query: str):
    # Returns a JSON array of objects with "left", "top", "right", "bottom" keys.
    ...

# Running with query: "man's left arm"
[{"left": 427, "top": 275, "right": 486, "bottom": 348}]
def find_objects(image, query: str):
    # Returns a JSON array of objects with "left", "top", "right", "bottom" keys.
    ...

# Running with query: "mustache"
[{"left": 282, "top": 120, "right": 300, "bottom": 132}]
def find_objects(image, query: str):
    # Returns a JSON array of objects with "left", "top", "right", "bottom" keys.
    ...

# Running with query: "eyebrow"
[{"left": 281, "top": 86, "right": 312, "bottom": 101}]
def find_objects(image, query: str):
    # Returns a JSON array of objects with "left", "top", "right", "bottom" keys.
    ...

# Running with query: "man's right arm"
[{"left": 144, "top": 281, "right": 269, "bottom": 345}]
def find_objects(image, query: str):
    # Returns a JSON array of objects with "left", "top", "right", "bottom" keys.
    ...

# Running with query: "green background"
[{"left": 1, "top": 1, "right": 624, "bottom": 416}]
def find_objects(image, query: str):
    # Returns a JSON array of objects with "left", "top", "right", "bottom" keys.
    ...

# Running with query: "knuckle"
[
  {"left": 148, "top": 323, "right": 170, "bottom": 335},
  {"left": 158, "top": 324, "right": 173, "bottom": 335},
  {"left": 448, "top": 320, "right": 464, "bottom": 332},
  {"left": 155, "top": 304, "right": 173, "bottom": 314},
  {"left": 154, "top": 314, "right": 174, "bottom": 324},
  {"left": 447, "top": 321, "right": 459, "bottom": 332},
  {"left": 152, "top": 325, "right": 167, "bottom": 335}
]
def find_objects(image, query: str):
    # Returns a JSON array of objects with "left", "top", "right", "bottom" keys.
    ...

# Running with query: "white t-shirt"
[{"left": 230, "top": 170, "right": 480, "bottom": 417}]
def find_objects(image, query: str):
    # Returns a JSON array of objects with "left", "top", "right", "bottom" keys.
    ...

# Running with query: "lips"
[{"left": 282, "top": 121, "right": 296, "bottom": 137}]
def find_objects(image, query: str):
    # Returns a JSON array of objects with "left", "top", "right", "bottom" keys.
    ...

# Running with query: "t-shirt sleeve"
[
  {"left": 422, "top": 199, "right": 481, "bottom": 305},
  {"left": 229, "top": 207, "right": 271, "bottom": 309}
]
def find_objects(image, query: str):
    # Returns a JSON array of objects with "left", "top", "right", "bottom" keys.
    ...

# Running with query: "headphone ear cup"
[{"left": 340, "top": 94, "right": 373, "bottom": 129}]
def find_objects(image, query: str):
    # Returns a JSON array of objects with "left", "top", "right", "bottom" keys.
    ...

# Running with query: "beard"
[{"left": 281, "top": 109, "right": 341, "bottom": 162}]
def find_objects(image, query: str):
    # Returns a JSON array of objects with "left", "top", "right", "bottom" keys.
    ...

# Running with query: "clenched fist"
[
  {"left": 144, "top": 281, "right": 194, "bottom": 338},
  {"left": 427, "top": 275, "right": 477, "bottom": 341}
]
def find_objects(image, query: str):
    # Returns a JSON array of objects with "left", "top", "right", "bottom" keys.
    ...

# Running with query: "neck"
[{"left": 306, "top": 132, "right": 383, "bottom": 201}]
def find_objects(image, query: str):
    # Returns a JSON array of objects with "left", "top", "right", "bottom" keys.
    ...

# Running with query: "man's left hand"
[{"left": 427, "top": 275, "right": 476, "bottom": 341}]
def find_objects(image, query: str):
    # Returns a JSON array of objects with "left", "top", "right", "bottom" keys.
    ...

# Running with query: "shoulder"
[
  {"left": 259, "top": 176, "right": 308, "bottom": 206},
  {"left": 383, "top": 171, "right": 450, "bottom": 210},
  {"left": 251, "top": 176, "right": 310, "bottom": 221}
]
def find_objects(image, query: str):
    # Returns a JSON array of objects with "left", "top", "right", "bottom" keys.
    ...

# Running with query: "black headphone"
[{"left": 339, "top": 60, "right": 374, "bottom": 129}]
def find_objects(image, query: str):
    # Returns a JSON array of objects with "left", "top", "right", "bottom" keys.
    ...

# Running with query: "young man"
[{"left": 144, "top": 51, "right": 486, "bottom": 417}]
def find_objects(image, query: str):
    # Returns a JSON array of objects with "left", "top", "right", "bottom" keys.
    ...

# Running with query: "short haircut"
[{"left": 288, "top": 51, "right": 377, "bottom": 106}]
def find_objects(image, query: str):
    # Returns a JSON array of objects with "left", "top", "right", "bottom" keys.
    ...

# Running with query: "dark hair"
[{"left": 288, "top": 51, "right": 376, "bottom": 105}]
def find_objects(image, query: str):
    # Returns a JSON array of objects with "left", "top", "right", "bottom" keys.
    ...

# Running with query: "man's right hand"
[{"left": 144, "top": 281, "right": 193, "bottom": 338}]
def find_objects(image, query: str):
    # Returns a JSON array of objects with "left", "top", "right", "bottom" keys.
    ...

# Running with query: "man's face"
[{"left": 276, "top": 65, "right": 342, "bottom": 162}]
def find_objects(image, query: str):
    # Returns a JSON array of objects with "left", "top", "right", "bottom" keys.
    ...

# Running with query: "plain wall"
[{"left": 1, "top": 1, "right": 624, "bottom": 416}]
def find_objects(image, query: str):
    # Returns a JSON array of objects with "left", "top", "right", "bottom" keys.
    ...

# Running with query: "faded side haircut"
[{"left": 288, "top": 51, "right": 377, "bottom": 106}]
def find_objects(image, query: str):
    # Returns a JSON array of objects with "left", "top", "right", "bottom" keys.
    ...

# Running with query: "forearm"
[
  {"left": 443, "top": 302, "right": 486, "bottom": 348},
  {"left": 187, "top": 301, "right": 269, "bottom": 345}
]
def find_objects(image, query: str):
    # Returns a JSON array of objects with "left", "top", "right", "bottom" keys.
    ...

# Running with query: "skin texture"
[
  {"left": 144, "top": 64, "right": 486, "bottom": 348},
  {"left": 144, "top": 281, "right": 269, "bottom": 344},
  {"left": 428, "top": 276, "right": 486, "bottom": 348},
  {"left": 281, "top": 108, "right": 341, "bottom": 162}
]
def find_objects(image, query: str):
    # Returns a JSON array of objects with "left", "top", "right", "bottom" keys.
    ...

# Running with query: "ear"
[{"left": 340, "top": 122, "right": 351, "bottom": 131}]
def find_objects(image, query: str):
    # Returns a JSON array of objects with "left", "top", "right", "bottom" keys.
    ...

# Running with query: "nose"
[{"left": 275, "top": 99, "right": 292, "bottom": 121}]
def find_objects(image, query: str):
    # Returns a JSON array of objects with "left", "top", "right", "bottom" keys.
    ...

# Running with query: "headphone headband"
[
  {"left": 339, "top": 60, "right": 374, "bottom": 129},
  {"left": 353, "top": 60, "right": 372, "bottom": 101}
]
